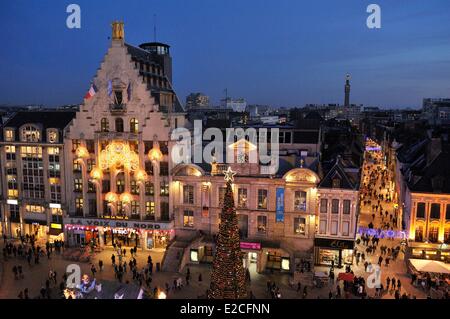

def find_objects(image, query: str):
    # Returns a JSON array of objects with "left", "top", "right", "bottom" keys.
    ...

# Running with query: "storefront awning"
[
  {"left": 409, "top": 259, "right": 450, "bottom": 274},
  {"left": 338, "top": 272, "right": 355, "bottom": 282}
]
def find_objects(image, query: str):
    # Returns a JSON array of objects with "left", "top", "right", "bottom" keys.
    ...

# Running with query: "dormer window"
[
  {"left": 4, "top": 128, "right": 14, "bottom": 142},
  {"left": 21, "top": 125, "right": 40, "bottom": 142},
  {"left": 332, "top": 177, "right": 341, "bottom": 188},
  {"left": 47, "top": 129, "right": 58, "bottom": 143}
]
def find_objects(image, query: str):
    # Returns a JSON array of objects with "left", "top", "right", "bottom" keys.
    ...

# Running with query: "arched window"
[
  {"left": 101, "top": 118, "right": 109, "bottom": 132},
  {"left": 115, "top": 118, "right": 124, "bottom": 132},
  {"left": 21, "top": 125, "right": 41, "bottom": 142},
  {"left": 130, "top": 118, "right": 139, "bottom": 133}
]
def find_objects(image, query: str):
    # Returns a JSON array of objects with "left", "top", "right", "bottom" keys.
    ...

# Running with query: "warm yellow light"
[
  {"left": 76, "top": 146, "right": 89, "bottom": 159},
  {"left": 157, "top": 291, "right": 167, "bottom": 299},
  {"left": 135, "top": 169, "right": 147, "bottom": 182},
  {"left": 119, "top": 192, "right": 132, "bottom": 204},
  {"left": 99, "top": 141, "right": 139, "bottom": 171},
  {"left": 90, "top": 167, "right": 103, "bottom": 180},
  {"left": 148, "top": 145, "right": 163, "bottom": 162},
  {"left": 105, "top": 192, "right": 118, "bottom": 203}
]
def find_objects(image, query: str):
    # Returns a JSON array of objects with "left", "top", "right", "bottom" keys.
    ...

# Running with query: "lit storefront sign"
[
  {"left": 281, "top": 257, "right": 290, "bottom": 270},
  {"left": 190, "top": 249, "right": 199, "bottom": 262},
  {"left": 51, "top": 223, "right": 62, "bottom": 229},
  {"left": 63, "top": 217, "right": 173, "bottom": 230},
  {"left": 49, "top": 203, "right": 62, "bottom": 209},
  {"left": 7, "top": 199, "right": 18, "bottom": 205},
  {"left": 275, "top": 187, "right": 285, "bottom": 222},
  {"left": 240, "top": 242, "right": 261, "bottom": 250}
]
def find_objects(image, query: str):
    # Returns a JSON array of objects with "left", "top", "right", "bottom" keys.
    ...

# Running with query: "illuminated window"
[
  {"left": 47, "top": 129, "right": 58, "bottom": 143},
  {"left": 116, "top": 179, "right": 125, "bottom": 193},
  {"left": 160, "top": 181, "right": 169, "bottom": 196},
  {"left": 131, "top": 201, "right": 139, "bottom": 215},
  {"left": 429, "top": 225, "right": 439, "bottom": 243},
  {"left": 294, "top": 191, "right": 307, "bottom": 211},
  {"left": 145, "top": 182, "right": 154, "bottom": 195},
  {"left": 130, "top": 118, "right": 139, "bottom": 133},
  {"left": 257, "top": 215, "right": 267, "bottom": 233},
  {"left": 74, "top": 178, "right": 83, "bottom": 192},
  {"left": 87, "top": 159, "right": 95, "bottom": 172},
  {"left": 238, "top": 188, "right": 248, "bottom": 208},
  {"left": 25, "top": 205, "right": 45, "bottom": 214},
  {"left": 183, "top": 210, "right": 194, "bottom": 227},
  {"left": 258, "top": 189, "right": 268, "bottom": 210},
  {"left": 73, "top": 159, "right": 82, "bottom": 172},
  {"left": 332, "top": 178, "right": 341, "bottom": 188},
  {"left": 446, "top": 204, "right": 450, "bottom": 220},
  {"left": 101, "top": 118, "right": 109, "bottom": 132},
  {"left": 72, "top": 139, "right": 81, "bottom": 152},
  {"left": 130, "top": 180, "right": 139, "bottom": 195},
  {"left": 21, "top": 125, "right": 40, "bottom": 142},
  {"left": 444, "top": 228, "right": 450, "bottom": 244},
  {"left": 4, "top": 128, "right": 14, "bottom": 141},
  {"left": 75, "top": 198, "right": 83, "bottom": 214},
  {"left": 183, "top": 185, "right": 194, "bottom": 204},
  {"left": 294, "top": 217, "right": 306, "bottom": 235},
  {"left": 415, "top": 225, "right": 424, "bottom": 242},
  {"left": 145, "top": 201, "right": 155, "bottom": 219}
]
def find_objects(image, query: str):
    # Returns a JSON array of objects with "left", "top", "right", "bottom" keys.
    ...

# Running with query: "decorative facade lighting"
[
  {"left": 76, "top": 146, "right": 89, "bottom": 159},
  {"left": 90, "top": 167, "right": 103, "bottom": 180},
  {"left": 148, "top": 141, "right": 163, "bottom": 162},
  {"left": 135, "top": 169, "right": 147, "bottom": 182},
  {"left": 99, "top": 141, "right": 139, "bottom": 171},
  {"left": 105, "top": 192, "right": 118, "bottom": 203},
  {"left": 119, "top": 192, "right": 132, "bottom": 204}
]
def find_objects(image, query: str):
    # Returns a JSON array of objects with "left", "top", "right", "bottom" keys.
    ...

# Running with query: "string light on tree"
[{"left": 208, "top": 166, "right": 248, "bottom": 299}]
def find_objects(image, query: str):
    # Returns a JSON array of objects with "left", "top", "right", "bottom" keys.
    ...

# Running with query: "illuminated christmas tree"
[{"left": 208, "top": 167, "right": 248, "bottom": 299}]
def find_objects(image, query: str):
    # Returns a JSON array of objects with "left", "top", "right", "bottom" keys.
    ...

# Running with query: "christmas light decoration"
[
  {"left": 148, "top": 143, "right": 163, "bottom": 162},
  {"left": 75, "top": 146, "right": 89, "bottom": 159},
  {"left": 90, "top": 167, "right": 103, "bottom": 180},
  {"left": 98, "top": 141, "right": 139, "bottom": 171},
  {"left": 105, "top": 192, "right": 118, "bottom": 203},
  {"left": 209, "top": 166, "right": 248, "bottom": 299},
  {"left": 119, "top": 192, "right": 132, "bottom": 204},
  {"left": 135, "top": 169, "right": 147, "bottom": 182}
]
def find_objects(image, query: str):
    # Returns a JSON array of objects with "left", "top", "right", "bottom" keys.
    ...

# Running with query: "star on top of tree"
[{"left": 223, "top": 166, "right": 236, "bottom": 183}]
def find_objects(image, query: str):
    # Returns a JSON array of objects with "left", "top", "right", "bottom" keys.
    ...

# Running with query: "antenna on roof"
[{"left": 153, "top": 14, "right": 157, "bottom": 42}]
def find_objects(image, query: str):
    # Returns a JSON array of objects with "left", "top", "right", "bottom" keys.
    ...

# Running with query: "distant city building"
[
  {"left": 422, "top": 98, "right": 450, "bottom": 126},
  {"left": 221, "top": 97, "right": 247, "bottom": 112},
  {"left": 344, "top": 74, "right": 351, "bottom": 107},
  {"left": 185, "top": 93, "right": 209, "bottom": 109}
]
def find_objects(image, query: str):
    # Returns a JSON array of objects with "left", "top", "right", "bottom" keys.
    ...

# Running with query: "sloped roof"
[{"left": 319, "top": 156, "right": 357, "bottom": 190}]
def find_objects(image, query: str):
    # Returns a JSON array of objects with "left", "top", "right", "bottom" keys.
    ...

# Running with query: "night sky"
[{"left": 1, "top": 0, "right": 450, "bottom": 108}]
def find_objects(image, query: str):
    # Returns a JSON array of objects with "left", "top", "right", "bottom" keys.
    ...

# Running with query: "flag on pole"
[
  {"left": 127, "top": 82, "right": 132, "bottom": 101},
  {"left": 107, "top": 80, "right": 113, "bottom": 97},
  {"left": 84, "top": 83, "right": 98, "bottom": 99}
]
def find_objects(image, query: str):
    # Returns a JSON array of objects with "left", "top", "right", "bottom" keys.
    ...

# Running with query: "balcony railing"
[{"left": 109, "top": 103, "right": 127, "bottom": 114}]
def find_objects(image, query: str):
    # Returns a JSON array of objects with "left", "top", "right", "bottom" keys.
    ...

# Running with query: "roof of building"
[
  {"left": 1, "top": 110, "right": 76, "bottom": 143},
  {"left": 408, "top": 145, "right": 450, "bottom": 194},
  {"left": 319, "top": 156, "right": 358, "bottom": 190},
  {"left": 125, "top": 43, "right": 184, "bottom": 113}
]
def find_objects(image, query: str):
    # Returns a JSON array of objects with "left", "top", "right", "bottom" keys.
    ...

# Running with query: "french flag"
[{"left": 84, "top": 83, "right": 98, "bottom": 99}]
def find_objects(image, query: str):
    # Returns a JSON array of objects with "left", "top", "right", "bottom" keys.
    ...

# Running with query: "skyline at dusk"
[{"left": 1, "top": 0, "right": 450, "bottom": 108}]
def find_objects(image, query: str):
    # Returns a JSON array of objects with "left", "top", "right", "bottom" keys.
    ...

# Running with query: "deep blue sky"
[{"left": 1, "top": 0, "right": 450, "bottom": 108}]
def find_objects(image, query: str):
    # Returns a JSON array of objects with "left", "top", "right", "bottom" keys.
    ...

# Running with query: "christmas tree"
[{"left": 208, "top": 167, "right": 248, "bottom": 299}]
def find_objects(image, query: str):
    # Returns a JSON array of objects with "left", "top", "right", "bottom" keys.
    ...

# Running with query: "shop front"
[
  {"left": 47, "top": 222, "right": 64, "bottom": 243},
  {"left": 63, "top": 217, "right": 174, "bottom": 250},
  {"left": 314, "top": 237, "right": 355, "bottom": 268},
  {"left": 23, "top": 219, "right": 48, "bottom": 239}
]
